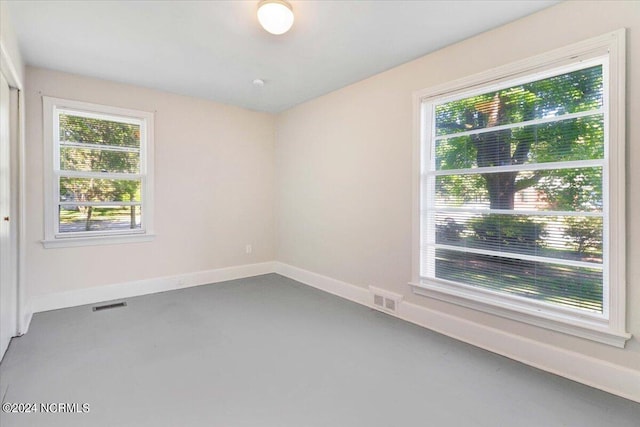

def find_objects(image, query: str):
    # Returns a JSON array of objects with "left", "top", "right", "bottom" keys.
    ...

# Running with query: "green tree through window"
[
  {"left": 58, "top": 113, "right": 143, "bottom": 233},
  {"left": 424, "top": 65, "right": 605, "bottom": 312}
]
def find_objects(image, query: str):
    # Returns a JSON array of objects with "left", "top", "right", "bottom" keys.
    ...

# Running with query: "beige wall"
[
  {"left": 26, "top": 67, "right": 275, "bottom": 298},
  {"left": 275, "top": 1, "right": 640, "bottom": 370},
  {"left": 0, "top": 1, "right": 25, "bottom": 86}
]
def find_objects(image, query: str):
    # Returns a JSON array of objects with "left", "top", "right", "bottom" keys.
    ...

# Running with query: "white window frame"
[
  {"left": 410, "top": 29, "right": 630, "bottom": 347},
  {"left": 42, "top": 97, "right": 155, "bottom": 248}
]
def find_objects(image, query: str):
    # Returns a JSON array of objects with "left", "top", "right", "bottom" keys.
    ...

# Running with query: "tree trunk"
[
  {"left": 484, "top": 172, "right": 517, "bottom": 209},
  {"left": 130, "top": 205, "right": 136, "bottom": 229},
  {"left": 85, "top": 206, "right": 93, "bottom": 231},
  {"left": 472, "top": 93, "right": 519, "bottom": 210},
  {"left": 129, "top": 191, "right": 136, "bottom": 229},
  {"left": 474, "top": 127, "right": 517, "bottom": 210}
]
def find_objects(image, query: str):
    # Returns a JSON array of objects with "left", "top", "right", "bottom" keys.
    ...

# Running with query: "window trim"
[
  {"left": 409, "top": 29, "right": 629, "bottom": 347},
  {"left": 42, "top": 97, "right": 155, "bottom": 248}
]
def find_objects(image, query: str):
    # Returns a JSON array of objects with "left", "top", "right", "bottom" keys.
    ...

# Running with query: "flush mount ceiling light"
[{"left": 257, "top": 0, "right": 294, "bottom": 35}]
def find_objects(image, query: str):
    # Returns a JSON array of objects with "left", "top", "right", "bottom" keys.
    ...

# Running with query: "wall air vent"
[
  {"left": 368, "top": 286, "right": 402, "bottom": 314},
  {"left": 374, "top": 294, "right": 385, "bottom": 308}
]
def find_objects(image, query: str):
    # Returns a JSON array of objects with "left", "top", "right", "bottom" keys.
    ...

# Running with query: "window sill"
[
  {"left": 42, "top": 233, "right": 156, "bottom": 249},
  {"left": 408, "top": 280, "right": 631, "bottom": 348}
]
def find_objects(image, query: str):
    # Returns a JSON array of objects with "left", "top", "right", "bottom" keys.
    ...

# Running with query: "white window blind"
[
  {"left": 421, "top": 61, "right": 606, "bottom": 314},
  {"left": 412, "top": 30, "right": 629, "bottom": 347}
]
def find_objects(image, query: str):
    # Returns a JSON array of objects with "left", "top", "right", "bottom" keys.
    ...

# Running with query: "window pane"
[
  {"left": 431, "top": 248, "right": 602, "bottom": 312},
  {"left": 434, "top": 167, "right": 602, "bottom": 212},
  {"left": 59, "top": 113, "right": 140, "bottom": 148},
  {"left": 59, "top": 205, "right": 142, "bottom": 233},
  {"left": 435, "top": 65, "right": 603, "bottom": 136},
  {"left": 60, "top": 178, "right": 141, "bottom": 202},
  {"left": 61, "top": 146, "right": 140, "bottom": 173},
  {"left": 434, "top": 213, "right": 602, "bottom": 263},
  {"left": 435, "top": 115, "right": 604, "bottom": 171},
  {"left": 422, "top": 61, "right": 609, "bottom": 316}
]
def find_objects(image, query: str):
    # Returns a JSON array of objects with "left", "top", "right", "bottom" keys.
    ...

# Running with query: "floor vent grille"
[{"left": 92, "top": 302, "right": 127, "bottom": 312}]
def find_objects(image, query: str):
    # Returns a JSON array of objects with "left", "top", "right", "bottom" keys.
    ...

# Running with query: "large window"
[
  {"left": 43, "top": 97, "right": 154, "bottom": 247},
  {"left": 411, "top": 31, "right": 629, "bottom": 347}
]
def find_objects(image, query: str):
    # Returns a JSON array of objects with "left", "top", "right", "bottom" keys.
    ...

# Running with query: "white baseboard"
[
  {"left": 274, "top": 262, "right": 370, "bottom": 306},
  {"left": 273, "top": 262, "right": 640, "bottom": 403},
  {"left": 18, "top": 307, "right": 32, "bottom": 336},
  {"left": 30, "top": 261, "right": 276, "bottom": 314}
]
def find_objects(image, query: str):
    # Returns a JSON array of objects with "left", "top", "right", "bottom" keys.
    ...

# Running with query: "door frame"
[
  {"left": 1, "top": 42, "right": 29, "bottom": 336},
  {"left": 1, "top": 70, "right": 17, "bottom": 359}
]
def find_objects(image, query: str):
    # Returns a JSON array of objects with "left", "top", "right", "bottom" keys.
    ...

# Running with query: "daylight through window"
[
  {"left": 43, "top": 97, "right": 154, "bottom": 247},
  {"left": 421, "top": 62, "right": 606, "bottom": 314}
]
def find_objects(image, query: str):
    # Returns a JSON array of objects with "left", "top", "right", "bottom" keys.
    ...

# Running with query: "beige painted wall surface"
[
  {"left": 0, "top": 1, "right": 25, "bottom": 85},
  {"left": 26, "top": 67, "right": 275, "bottom": 298},
  {"left": 275, "top": 1, "right": 640, "bottom": 370}
]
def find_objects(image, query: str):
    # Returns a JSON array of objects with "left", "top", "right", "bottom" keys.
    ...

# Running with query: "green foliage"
[
  {"left": 435, "top": 65, "right": 603, "bottom": 137},
  {"left": 435, "top": 248, "right": 603, "bottom": 312},
  {"left": 433, "top": 65, "right": 604, "bottom": 212},
  {"left": 436, "top": 217, "right": 464, "bottom": 243},
  {"left": 468, "top": 215, "right": 546, "bottom": 250},
  {"left": 430, "top": 64, "right": 606, "bottom": 312},
  {"left": 536, "top": 167, "right": 602, "bottom": 212},
  {"left": 435, "top": 175, "right": 486, "bottom": 206},
  {"left": 58, "top": 114, "right": 141, "bottom": 230},
  {"left": 60, "top": 114, "right": 139, "bottom": 147},
  {"left": 564, "top": 217, "right": 603, "bottom": 255}
]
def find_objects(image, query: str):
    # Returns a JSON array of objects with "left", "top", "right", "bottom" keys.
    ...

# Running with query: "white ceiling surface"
[{"left": 7, "top": 1, "right": 558, "bottom": 113}]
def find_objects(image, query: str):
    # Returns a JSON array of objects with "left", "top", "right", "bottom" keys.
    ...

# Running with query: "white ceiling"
[{"left": 7, "top": 0, "right": 558, "bottom": 113}]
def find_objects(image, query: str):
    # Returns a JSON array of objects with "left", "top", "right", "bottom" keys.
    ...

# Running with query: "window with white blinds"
[
  {"left": 423, "top": 62, "right": 605, "bottom": 313},
  {"left": 43, "top": 97, "right": 154, "bottom": 247},
  {"left": 411, "top": 31, "right": 629, "bottom": 347}
]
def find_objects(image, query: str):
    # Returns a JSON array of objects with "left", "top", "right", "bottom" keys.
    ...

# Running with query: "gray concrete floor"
[{"left": 1, "top": 274, "right": 638, "bottom": 426}]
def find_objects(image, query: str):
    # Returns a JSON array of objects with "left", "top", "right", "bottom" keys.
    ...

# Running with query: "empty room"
[{"left": 0, "top": 0, "right": 639, "bottom": 425}]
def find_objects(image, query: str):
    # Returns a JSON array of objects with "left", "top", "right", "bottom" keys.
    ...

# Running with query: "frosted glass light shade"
[{"left": 257, "top": 0, "right": 294, "bottom": 35}]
